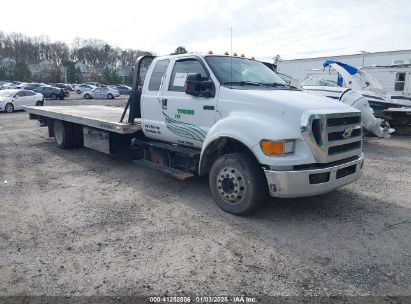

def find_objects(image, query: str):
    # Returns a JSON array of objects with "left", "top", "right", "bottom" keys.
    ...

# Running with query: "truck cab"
[{"left": 135, "top": 53, "right": 364, "bottom": 214}]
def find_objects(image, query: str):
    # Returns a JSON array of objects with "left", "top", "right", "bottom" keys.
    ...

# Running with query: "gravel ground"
[{"left": 0, "top": 96, "right": 410, "bottom": 298}]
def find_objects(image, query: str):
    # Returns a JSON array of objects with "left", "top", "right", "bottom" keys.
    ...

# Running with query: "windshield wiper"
[
  {"left": 222, "top": 81, "right": 262, "bottom": 86},
  {"left": 261, "top": 82, "right": 288, "bottom": 87}
]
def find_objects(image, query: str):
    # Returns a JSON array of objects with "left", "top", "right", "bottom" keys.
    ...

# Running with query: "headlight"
[{"left": 260, "top": 139, "right": 295, "bottom": 156}]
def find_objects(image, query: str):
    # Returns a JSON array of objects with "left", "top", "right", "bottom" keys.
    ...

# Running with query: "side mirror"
[{"left": 184, "top": 73, "right": 215, "bottom": 98}]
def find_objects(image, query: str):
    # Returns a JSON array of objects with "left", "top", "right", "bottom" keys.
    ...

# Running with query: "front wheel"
[
  {"left": 51, "top": 93, "right": 57, "bottom": 100},
  {"left": 35, "top": 101, "right": 43, "bottom": 106},
  {"left": 5, "top": 103, "right": 14, "bottom": 113},
  {"left": 84, "top": 93, "right": 91, "bottom": 99},
  {"left": 209, "top": 153, "right": 267, "bottom": 215},
  {"left": 107, "top": 93, "right": 113, "bottom": 99}
]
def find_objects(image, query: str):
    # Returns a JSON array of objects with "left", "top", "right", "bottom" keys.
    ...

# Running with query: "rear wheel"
[
  {"left": 5, "top": 103, "right": 14, "bottom": 113},
  {"left": 53, "top": 120, "right": 83, "bottom": 149},
  {"left": 51, "top": 93, "right": 57, "bottom": 100},
  {"left": 84, "top": 93, "right": 91, "bottom": 99},
  {"left": 209, "top": 153, "right": 267, "bottom": 215}
]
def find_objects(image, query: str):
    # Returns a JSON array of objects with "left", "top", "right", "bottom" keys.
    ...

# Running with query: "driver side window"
[{"left": 169, "top": 59, "right": 208, "bottom": 92}]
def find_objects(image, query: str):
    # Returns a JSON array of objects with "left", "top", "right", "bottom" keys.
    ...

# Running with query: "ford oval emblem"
[{"left": 343, "top": 127, "right": 354, "bottom": 139}]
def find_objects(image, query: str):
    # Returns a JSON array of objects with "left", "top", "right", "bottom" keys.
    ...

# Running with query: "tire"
[
  {"left": 107, "top": 93, "right": 113, "bottom": 99},
  {"left": 35, "top": 101, "right": 43, "bottom": 106},
  {"left": 53, "top": 120, "right": 74, "bottom": 149},
  {"left": 209, "top": 153, "right": 267, "bottom": 215},
  {"left": 76, "top": 90, "right": 81, "bottom": 94},
  {"left": 5, "top": 103, "right": 14, "bottom": 113},
  {"left": 51, "top": 93, "right": 57, "bottom": 100},
  {"left": 84, "top": 93, "right": 91, "bottom": 99}
]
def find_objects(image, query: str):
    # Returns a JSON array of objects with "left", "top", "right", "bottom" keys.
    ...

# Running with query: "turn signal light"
[
  {"left": 260, "top": 140, "right": 295, "bottom": 156},
  {"left": 260, "top": 140, "right": 284, "bottom": 156}
]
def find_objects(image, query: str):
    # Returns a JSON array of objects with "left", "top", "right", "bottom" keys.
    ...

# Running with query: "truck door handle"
[
  {"left": 161, "top": 98, "right": 167, "bottom": 109},
  {"left": 203, "top": 105, "right": 214, "bottom": 110}
]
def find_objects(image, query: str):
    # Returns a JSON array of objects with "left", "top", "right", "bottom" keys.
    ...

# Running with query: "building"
[
  {"left": 0, "top": 57, "right": 16, "bottom": 78},
  {"left": 277, "top": 49, "right": 411, "bottom": 82},
  {"left": 27, "top": 59, "right": 54, "bottom": 78},
  {"left": 0, "top": 57, "right": 15, "bottom": 69}
]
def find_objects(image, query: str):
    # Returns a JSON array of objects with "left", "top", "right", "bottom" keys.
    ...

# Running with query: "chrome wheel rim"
[{"left": 216, "top": 166, "right": 246, "bottom": 204}]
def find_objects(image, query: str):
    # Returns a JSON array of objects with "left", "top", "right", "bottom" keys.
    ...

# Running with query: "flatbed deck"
[{"left": 25, "top": 105, "right": 141, "bottom": 134}]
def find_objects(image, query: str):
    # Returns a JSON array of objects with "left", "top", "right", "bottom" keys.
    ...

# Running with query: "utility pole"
[{"left": 360, "top": 51, "right": 369, "bottom": 68}]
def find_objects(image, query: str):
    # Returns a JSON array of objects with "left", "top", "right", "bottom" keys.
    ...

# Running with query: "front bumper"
[{"left": 264, "top": 153, "right": 364, "bottom": 198}]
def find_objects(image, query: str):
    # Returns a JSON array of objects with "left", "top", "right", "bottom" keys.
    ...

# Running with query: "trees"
[
  {"left": 44, "top": 67, "right": 62, "bottom": 83},
  {"left": 63, "top": 61, "right": 81, "bottom": 83},
  {"left": 102, "top": 67, "right": 121, "bottom": 85},
  {"left": 126, "top": 68, "right": 135, "bottom": 86},
  {"left": 13, "top": 59, "right": 31, "bottom": 82},
  {"left": 0, "top": 31, "right": 151, "bottom": 82},
  {"left": 171, "top": 46, "right": 188, "bottom": 55}
]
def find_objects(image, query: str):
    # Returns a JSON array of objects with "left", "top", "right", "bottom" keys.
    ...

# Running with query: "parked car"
[
  {"left": 0, "top": 82, "right": 13, "bottom": 90},
  {"left": 0, "top": 89, "right": 44, "bottom": 113},
  {"left": 51, "top": 83, "right": 70, "bottom": 96},
  {"left": 24, "top": 83, "right": 44, "bottom": 90},
  {"left": 75, "top": 84, "right": 96, "bottom": 94},
  {"left": 82, "top": 87, "right": 120, "bottom": 99},
  {"left": 114, "top": 85, "right": 132, "bottom": 95},
  {"left": 34, "top": 86, "right": 65, "bottom": 100}
]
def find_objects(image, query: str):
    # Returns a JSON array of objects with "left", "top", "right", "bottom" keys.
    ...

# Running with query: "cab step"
[
  {"left": 132, "top": 139, "right": 200, "bottom": 179},
  {"left": 133, "top": 139, "right": 201, "bottom": 157},
  {"left": 133, "top": 159, "right": 194, "bottom": 180}
]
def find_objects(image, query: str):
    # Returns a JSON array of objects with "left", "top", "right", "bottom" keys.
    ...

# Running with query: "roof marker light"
[{"left": 208, "top": 50, "right": 213, "bottom": 54}]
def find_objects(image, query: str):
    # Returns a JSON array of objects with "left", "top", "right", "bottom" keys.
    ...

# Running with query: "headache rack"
[{"left": 302, "top": 111, "right": 362, "bottom": 163}]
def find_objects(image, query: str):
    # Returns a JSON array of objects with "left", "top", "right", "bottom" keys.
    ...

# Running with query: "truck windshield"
[{"left": 205, "top": 56, "right": 287, "bottom": 88}]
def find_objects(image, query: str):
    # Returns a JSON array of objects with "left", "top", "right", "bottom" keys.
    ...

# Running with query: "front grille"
[
  {"left": 302, "top": 112, "right": 362, "bottom": 162},
  {"left": 327, "top": 116, "right": 360, "bottom": 127},
  {"left": 328, "top": 128, "right": 361, "bottom": 141},
  {"left": 312, "top": 118, "right": 322, "bottom": 145},
  {"left": 329, "top": 141, "right": 361, "bottom": 155}
]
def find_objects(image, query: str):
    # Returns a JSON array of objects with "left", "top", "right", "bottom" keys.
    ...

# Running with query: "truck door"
[{"left": 160, "top": 57, "right": 217, "bottom": 148}]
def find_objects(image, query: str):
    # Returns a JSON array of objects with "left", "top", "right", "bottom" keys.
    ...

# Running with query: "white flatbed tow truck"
[{"left": 25, "top": 54, "right": 364, "bottom": 215}]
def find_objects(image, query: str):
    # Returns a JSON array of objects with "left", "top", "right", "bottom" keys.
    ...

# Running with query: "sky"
[{"left": 1, "top": 0, "right": 411, "bottom": 61}]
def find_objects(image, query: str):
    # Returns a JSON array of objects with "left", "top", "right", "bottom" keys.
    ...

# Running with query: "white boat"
[{"left": 301, "top": 61, "right": 411, "bottom": 117}]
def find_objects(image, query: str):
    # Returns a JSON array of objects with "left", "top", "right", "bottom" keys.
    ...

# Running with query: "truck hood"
[{"left": 219, "top": 87, "right": 358, "bottom": 115}]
